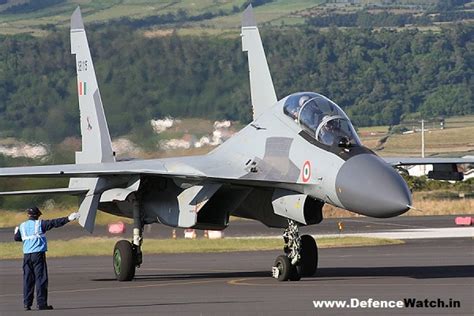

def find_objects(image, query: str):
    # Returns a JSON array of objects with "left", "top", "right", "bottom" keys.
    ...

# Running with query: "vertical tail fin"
[
  {"left": 241, "top": 5, "right": 277, "bottom": 120},
  {"left": 70, "top": 7, "right": 113, "bottom": 232},
  {"left": 70, "top": 7, "right": 115, "bottom": 164}
]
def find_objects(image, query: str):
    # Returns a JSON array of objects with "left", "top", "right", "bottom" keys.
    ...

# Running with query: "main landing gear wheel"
[
  {"left": 272, "top": 220, "right": 319, "bottom": 281},
  {"left": 112, "top": 194, "right": 144, "bottom": 282},
  {"left": 113, "top": 240, "right": 136, "bottom": 281},
  {"left": 297, "top": 235, "right": 318, "bottom": 277}
]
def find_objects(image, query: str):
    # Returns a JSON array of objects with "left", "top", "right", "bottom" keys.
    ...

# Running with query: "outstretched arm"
[
  {"left": 41, "top": 217, "right": 70, "bottom": 232},
  {"left": 41, "top": 212, "right": 80, "bottom": 232}
]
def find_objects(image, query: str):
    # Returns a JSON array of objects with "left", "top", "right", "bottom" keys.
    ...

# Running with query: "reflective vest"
[{"left": 19, "top": 220, "right": 47, "bottom": 254}]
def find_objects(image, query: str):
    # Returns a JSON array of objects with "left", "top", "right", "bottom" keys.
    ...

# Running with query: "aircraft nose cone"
[{"left": 335, "top": 154, "right": 412, "bottom": 217}]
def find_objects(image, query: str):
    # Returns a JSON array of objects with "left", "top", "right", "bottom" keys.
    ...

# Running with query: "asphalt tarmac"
[{"left": 0, "top": 237, "right": 472, "bottom": 315}]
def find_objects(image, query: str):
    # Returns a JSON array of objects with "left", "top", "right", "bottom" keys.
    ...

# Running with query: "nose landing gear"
[{"left": 272, "top": 220, "right": 318, "bottom": 281}]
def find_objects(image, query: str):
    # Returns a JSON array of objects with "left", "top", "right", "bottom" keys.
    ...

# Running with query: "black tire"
[
  {"left": 274, "top": 255, "right": 292, "bottom": 281},
  {"left": 113, "top": 240, "right": 136, "bottom": 281},
  {"left": 297, "top": 235, "right": 318, "bottom": 277},
  {"left": 289, "top": 265, "right": 301, "bottom": 281}
]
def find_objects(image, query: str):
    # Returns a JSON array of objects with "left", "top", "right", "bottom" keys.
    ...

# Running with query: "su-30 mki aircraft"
[{"left": 1, "top": 6, "right": 472, "bottom": 282}]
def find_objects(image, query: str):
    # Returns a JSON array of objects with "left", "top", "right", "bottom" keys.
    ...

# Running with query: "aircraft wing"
[
  {"left": 383, "top": 157, "right": 474, "bottom": 166},
  {"left": 0, "top": 160, "right": 201, "bottom": 179},
  {"left": 383, "top": 156, "right": 473, "bottom": 181},
  {"left": 0, "top": 155, "right": 296, "bottom": 188}
]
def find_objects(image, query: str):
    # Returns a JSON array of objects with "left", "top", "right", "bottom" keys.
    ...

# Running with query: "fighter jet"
[{"left": 1, "top": 6, "right": 472, "bottom": 282}]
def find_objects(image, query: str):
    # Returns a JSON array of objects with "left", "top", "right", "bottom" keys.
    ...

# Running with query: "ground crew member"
[{"left": 14, "top": 206, "right": 80, "bottom": 311}]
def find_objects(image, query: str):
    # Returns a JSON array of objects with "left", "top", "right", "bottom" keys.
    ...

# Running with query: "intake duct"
[{"left": 272, "top": 189, "right": 323, "bottom": 225}]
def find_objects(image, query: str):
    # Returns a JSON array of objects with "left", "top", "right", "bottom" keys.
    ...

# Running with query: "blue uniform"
[{"left": 14, "top": 217, "right": 70, "bottom": 308}]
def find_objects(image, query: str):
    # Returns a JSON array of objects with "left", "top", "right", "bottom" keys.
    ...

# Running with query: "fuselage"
[
  {"left": 98, "top": 91, "right": 412, "bottom": 225},
  {"left": 210, "top": 92, "right": 412, "bottom": 218}
]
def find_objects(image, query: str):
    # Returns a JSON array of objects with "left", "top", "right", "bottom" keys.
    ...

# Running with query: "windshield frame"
[{"left": 282, "top": 92, "right": 361, "bottom": 147}]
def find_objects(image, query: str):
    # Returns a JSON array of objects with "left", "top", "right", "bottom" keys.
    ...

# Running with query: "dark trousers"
[{"left": 23, "top": 252, "right": 48, "bottom": 307}]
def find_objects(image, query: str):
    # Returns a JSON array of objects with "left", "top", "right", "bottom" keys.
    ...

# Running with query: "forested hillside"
[{"left": 0, "top": 23, "right": 472, "bottom": 143}]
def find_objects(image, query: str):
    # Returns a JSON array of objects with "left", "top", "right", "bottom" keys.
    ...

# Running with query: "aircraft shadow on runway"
[
  {"left": 93, "top": 271, "right": 270, "bottom": 282},
  {"left": 51, "top": 300, "right": 262, "bottom": 311},
  {"left": 92, "top": 265, "right": 473, "bottom": 282}
]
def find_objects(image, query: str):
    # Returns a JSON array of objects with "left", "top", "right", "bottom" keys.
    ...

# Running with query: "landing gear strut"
[
  {"left": 272, "top": 220, "right": 318, "bottom": 281},
  {"left": 113, "top": 195, "right": 143, "bottom": 281}
]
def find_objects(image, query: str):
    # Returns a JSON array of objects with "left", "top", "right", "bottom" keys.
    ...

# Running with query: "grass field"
[
  {"left": 0, "top": 0, "right": 324, "bottom": 36},
  {"left": 0, "top": 0, "right": 241, "bottom": 35},
  {"left": 201, "top": 0, "right": 322, "bottom": 29},
  {"left": 0, "top": 236, "right": 403, "bottom": 259},
  {"left": 2, "top": 0, "right": 463, "bottom": 36},
  {"left": 382, "top": 126, "right": 474, "bottom": 156},
  {"left": 359, "top": 115, "right": 474, "bottom": 157}
]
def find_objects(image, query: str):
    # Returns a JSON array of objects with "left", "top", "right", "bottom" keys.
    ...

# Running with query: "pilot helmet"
[{"left": 298, "top": 95, "right": 310, "bottom": 107}]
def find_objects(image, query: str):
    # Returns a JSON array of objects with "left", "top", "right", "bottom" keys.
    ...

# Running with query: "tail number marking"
[{"left": 77, "top": 60, "right": 88, "bottom": 72}]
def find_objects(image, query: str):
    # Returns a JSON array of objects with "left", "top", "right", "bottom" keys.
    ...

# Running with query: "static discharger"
[{"left": 407, "top": 205, "right": 424, "bottom": 213}]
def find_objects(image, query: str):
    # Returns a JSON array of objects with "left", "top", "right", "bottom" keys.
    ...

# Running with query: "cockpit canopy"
[{"left": 283, "top": 92, "right": 361, "bottom": 147}]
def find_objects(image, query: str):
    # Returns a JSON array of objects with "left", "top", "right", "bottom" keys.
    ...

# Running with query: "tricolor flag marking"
[
  {"left": 302, "top": 160, "right": 311, "bottom": 183},
  {"left": 78, "top": 81, "right": 87, "bottom": 96}
]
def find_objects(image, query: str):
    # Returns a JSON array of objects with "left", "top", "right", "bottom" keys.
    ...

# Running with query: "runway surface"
[
  {"left": 0, "top": 238, "right": 472, "bottom": 315},
  {"left": 1, "top": 215, "right": 470, "bottom": 242}
]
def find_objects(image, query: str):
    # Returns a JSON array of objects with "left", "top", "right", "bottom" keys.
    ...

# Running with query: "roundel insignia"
[{"left": 302, "top": 160, "right": 311, "bottom": 183}]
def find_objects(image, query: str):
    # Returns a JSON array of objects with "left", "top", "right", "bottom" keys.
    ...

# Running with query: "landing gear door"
[{"left": 177, "top": 183, "right": 222, "bottom": 227}]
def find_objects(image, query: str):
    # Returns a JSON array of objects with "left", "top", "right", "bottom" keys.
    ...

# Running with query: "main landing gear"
[
  {"left": 113, "top": 196, "right": 143, "bottom": 281},
  {"left": 272, "top": 220, "right": 318, "bottom": 281}
]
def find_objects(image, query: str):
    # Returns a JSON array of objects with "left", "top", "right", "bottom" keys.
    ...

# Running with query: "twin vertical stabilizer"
[
  {"left": 70, "top": 7, "right": 114, "bottom": 232},
  {"left": 70, "top": 7, "right": 115, "bottom": 165},
  {"left": 241, "top": 5, "right": 277, "bottom": 120}
]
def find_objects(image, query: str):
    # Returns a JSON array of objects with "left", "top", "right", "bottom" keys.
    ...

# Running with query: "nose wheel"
[
  {"left": 272, "top": 255, "right": 300, "bottom": 281},
  {"left": 272, "top": 220, "right": 318, "bottom": 281}
]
